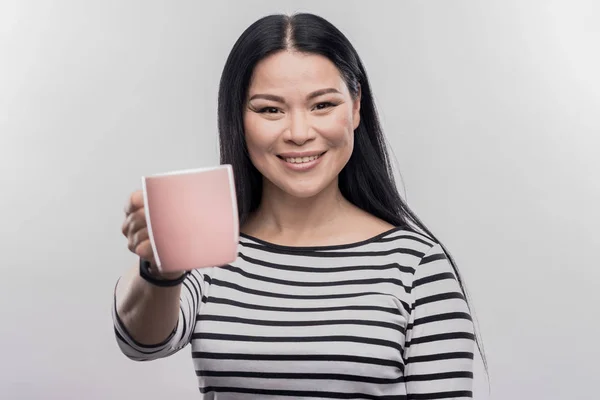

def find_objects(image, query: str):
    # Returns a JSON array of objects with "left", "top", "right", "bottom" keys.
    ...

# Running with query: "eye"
[
  {"left": 313, "top": 102, "right": 335, "bottom": 111},
  {"left": 257, "top": 107, "right": 281, "bottom": 114}
]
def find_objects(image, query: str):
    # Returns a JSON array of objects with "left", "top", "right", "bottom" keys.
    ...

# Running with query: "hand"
[
  {"left": 122, "top": 190, "right": 183, "bottom": 280},
  {"left": 122, "top": 190, "right": 154, "bottom": 262}
]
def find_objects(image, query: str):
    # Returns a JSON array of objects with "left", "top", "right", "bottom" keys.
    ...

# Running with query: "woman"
[{"left": 114, "top": 13, "right": 481, "bottom": 399}]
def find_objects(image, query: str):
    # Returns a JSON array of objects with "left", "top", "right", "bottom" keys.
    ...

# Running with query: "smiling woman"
[{"left": 114, "top": 12, "right": 483, "bottom": 399}]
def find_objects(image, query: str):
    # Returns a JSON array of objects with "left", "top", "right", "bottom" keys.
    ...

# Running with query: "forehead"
[{"left": 248, "top": 50, "right": 347, "bottom": 94}]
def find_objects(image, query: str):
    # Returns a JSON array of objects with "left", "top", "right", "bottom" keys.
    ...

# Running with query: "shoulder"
[
  {"left": 376, "top": 224, "right": 438, "bottom": 254},
  {"left": 375, "top": 226, "right": 456, "bottom": 278},
  {"left": 391, "top": 229, "right": 462, "bottom": 293},
  {"left": 342, "top": 209, "right": 440, "bottom": 259}
]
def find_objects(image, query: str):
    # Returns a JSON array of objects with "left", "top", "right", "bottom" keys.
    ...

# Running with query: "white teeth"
[{"left": 284, "top": 154, "right": 321, "bottom": 164}]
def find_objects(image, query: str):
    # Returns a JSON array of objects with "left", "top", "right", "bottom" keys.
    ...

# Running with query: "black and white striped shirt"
[{"left": 113, "top": 227, "right": 475, "bottom": 399}]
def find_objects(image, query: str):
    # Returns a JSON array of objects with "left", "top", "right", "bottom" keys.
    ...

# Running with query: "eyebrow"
[{"left": 248, "top": 88, "right": 342, "bottom": 103}]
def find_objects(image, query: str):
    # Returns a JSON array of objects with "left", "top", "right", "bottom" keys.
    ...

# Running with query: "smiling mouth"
[{"left": 277, "top": 152, "right": 326, "bottom": 164}]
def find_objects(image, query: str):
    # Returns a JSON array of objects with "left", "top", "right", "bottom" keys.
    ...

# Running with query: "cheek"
[
  {"left": 243, "top": 115, "right": 262, "bottom": 162},
  {"left": 243, "top": 113, "right": 278, "bottom": 164},
  {"left": 317, "top": 108, "right": 355, "bottom": 148}
]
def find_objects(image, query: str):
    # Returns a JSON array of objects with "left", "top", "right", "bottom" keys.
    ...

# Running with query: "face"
[{"left": 243, "top": 50, "right": 361, "bottom": 199}]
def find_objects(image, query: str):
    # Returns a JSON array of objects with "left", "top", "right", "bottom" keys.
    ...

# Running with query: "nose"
[{"left": 284, "top": 111, "right": 316, "bottom": 145}]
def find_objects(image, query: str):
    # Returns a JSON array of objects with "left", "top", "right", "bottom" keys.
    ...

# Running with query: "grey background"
[{"left": 1, "top": 1, "right": 599, "bottom": 399}]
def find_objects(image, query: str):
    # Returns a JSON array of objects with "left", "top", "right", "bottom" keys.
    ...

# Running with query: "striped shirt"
[{"left": 113, "top": 226, "right": 475, "bottom": 399}]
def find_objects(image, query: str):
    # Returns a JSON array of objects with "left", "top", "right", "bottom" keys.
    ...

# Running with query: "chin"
[
  {"left": 277, "top": 179, "right": 330, "bottom": 199},
  {"left": 286, "top": 189, "right": 323, "bottom": 199}
]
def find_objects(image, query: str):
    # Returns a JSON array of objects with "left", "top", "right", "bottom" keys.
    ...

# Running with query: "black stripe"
[
  {"left": 412, "top": 312, "right": 473, "bottom": 328},
  {"left": 192, "top": 351, "right": 404, "bottom": 370},
  {"left": 114, "top": 329, "right": 165, "bottom": 355},
  {"left": 406, "top": 332, "right": 476, "bottom": 347},
  {"left": 413, "top": 272, "right": 456, "bottom": 288},
  {"left": 406, "top": 391, "right": 472, "bottom": 400},
  {"left": 177, "top": 304, "right": 187, "bottom": 344},
  {"left": 205, "top": 277, "right": 411, "bottom": 310},
  {"left": 182, "top": 272, "right": 198, "bottom": 308},
  {"left": 376, "top": 234, "right": 434, "bottom": 247},
  {"left": 415, "top": 292, "right": 465, "bottom": 308},
  {"left": 221, "top": 264, "right": 411, "bottom": 290},
  {"left": 239, "top": 226, "right": 404, "bottom": 250},
  {"left": 204, "top": 296, "right": 402, "bottom": 315},
  {"left": 192, "top": 333, "right": 403, "bottom": 352},
  {"left": 240, "top": 242, "right": 424, "bottom": 258},
  {"left": 196, "top": 314, "right": 405, "bottom": 334},
  {"left": 196, "top": 369, "right": 404, "bottom": 384},
  {"left": 419, "top": 252, "right": 447, "bottom": 265},
  {"left": 405, "top": 371, "right": 473, "bottom": 382},
  {"left": 199, "top": 386, "right": 406, "bottom": 399},
  {"left": 406, "top": 351, "right": 474, "bottom": 364},
  {"left": 238, "top": 253, "right": 416, "bottom": 274}
]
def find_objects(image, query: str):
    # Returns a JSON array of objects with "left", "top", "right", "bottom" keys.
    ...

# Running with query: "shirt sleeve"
[
  {"left": 111, "top": 269, "right": 206, "bottom": 361},
  {"left": 404, "top": 243, "right": 476, "bottom": 399}
]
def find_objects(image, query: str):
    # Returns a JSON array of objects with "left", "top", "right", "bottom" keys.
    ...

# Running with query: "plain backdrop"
[{"left": 1, "top": 1, "right": 599, "bottom": 399}]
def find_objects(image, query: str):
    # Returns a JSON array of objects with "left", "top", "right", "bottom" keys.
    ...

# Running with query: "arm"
[
  {"left": 404, "top": 243, "right": 476, "bottom": 399},
  {"left": 112, "top": 263, "right": 205, "bottom": 361}
]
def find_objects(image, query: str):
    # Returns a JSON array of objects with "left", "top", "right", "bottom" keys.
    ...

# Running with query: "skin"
[{"left": 241, "top": 50, "right": 394, "bottom": 246}]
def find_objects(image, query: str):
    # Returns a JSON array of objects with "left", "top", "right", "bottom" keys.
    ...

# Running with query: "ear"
[{"left": 352, "top": 84, "right": 361, "bottom": 130}]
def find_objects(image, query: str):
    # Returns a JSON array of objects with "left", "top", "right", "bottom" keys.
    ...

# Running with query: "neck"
[{"left": 244, "top": 178, "right": 352, "bottom": 241}]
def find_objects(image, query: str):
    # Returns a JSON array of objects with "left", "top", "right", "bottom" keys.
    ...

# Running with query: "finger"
[
  {"left": 122, "top": 208, "right": 147, "bottom": 237},
  {"left": 128, "top": 208, "right": 148, "bottom": 236},
  {"left": 127, "top": 223, "right": 150, "bottom": 252},
  {"left": 121, "top": 212, "right": 132, "bottom": 237},
  {"left": 127, "top": 229, "right": 136, "bottom": 253},
  {"left": 124, "top": 190, "right": 145, "bottom": 215},
  {"left": 135, "top": 240, "right": 155, "bottom": 262},
  {"left": 133, "top": 228, "right": 150, "bottom": 250}
]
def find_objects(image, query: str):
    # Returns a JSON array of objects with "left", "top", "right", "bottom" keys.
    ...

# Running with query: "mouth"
[{"left": 277, "top": 151, "right": 327, "bottom": 164}]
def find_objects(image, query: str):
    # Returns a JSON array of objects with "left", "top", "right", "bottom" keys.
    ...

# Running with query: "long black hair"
[{"left": 217, "top": 12, "right": 487, "bottom": 371}]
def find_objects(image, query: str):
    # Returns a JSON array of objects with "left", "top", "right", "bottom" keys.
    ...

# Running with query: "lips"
[
  {"left": 276, "top": 151, "right": 327, "bottom": 171},
  {"left": 282, "top": 154, "right": 322, "bottom": 164},
  {"left": 277, "top": 151, "right": 326, "bottom": 164}
]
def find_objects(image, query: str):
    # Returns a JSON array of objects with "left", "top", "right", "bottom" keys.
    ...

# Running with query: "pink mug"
[{"left": 141, "top": 164, "right": 239, "bottom": 273}]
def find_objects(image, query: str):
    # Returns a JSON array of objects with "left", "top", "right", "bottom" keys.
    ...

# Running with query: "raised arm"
[{"left": 112, "top": 190, "right": 204, "bottom": 360}]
